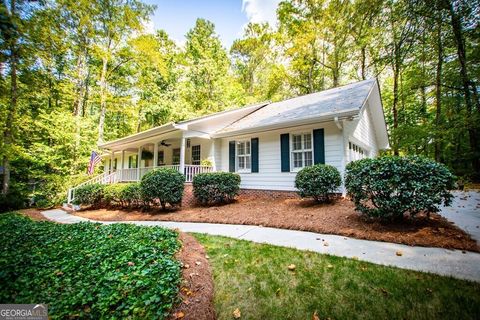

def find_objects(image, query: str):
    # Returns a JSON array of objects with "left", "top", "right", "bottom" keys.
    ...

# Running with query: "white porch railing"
[
  {"left": 67, "top": 171, "right": 118, "bottom": 204},
  {"left": 184, "top": 165, "right": 213, "bottom": 182},
  {"left": 116, "top": 165, "right": 211, "bottom": 182}
]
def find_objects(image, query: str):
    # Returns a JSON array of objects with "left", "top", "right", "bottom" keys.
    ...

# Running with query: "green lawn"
[
  {"left": 0, "top": 213, "right": 181, "bottom": 319},
  {"left": 194, "top": 233, "right": 480, "bottom": 320}
]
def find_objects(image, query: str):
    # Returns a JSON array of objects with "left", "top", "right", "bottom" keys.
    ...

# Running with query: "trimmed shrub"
[
  {"left": 193, "top": 172, "right": 241, "bottom": 205},
  {"left": 345, "top": 156, "right": 455, "bottom": 220},
  {"left": 103, "top": 184, "right": 127, "bottom": 206},
  {"left": 73, "top": 183, "right": 105, "bottom": 206},
  {"left": 294, "top": 164, "right": 342, "bottom": 202},
  {"left": 141, "top": 168, "right": 185, "bottom": 210},
  {"left": 121, "top": 183, "right": 143, "bottom": 208}
]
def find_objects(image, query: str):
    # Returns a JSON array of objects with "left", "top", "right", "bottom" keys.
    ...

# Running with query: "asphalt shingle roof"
[{"left": 217, "top": 78, "right": 376, "bottom": 134}]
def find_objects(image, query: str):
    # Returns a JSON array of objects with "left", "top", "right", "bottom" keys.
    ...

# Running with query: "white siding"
[
  {"left": 343, "top": 101, "right": 379, "bottom": 164},
  {"left": 218, "top": 122, "right": 343, "bottom": 191}
]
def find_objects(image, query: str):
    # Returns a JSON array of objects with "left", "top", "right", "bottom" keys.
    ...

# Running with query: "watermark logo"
[{"left": 0, "top": 304, "right": 48, "bottom": 320}]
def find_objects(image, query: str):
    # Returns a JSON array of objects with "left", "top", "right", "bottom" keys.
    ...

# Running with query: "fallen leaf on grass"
[
  {"left": 326, "top": 264, "right": 333, "bottom": 269},
  {"left": 288, "top": 264, "right": 296, "bottom": 271},
  {"left": 380, "top": 288, "right": 389, "bottom": 296},
  {"left": 312, "top": 310, "right": 320, "bottom": 320},
  {"left": 127, "top": 262, "right": 135, "bottom": 266},
  {"left": 233, "top": 308, "right": 241, "bottom": 318}
]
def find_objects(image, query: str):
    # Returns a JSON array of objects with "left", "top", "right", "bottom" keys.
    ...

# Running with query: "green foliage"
[
  {"left": 192, "top": 172, "right": 241, "bottom": 205},
  {"left": 73, "top": 183, "right": 105, "bottom": 207},
  {"left": 0, "top": 191, "right": 27, "bottom": 213},
  {"left": 141, "top": 168, "right": 185, "bottom": 210},
  {"left": 0, "top": 213, "right": 181, "bottom": 319},
  {"left": 103, "top": 184, "right": 127, "bottom": 206},
  {"left": 121, "top": 183, "right": 144, "bottom": 208},
  {"left": 345, "top": 156, "right": 455, "bottom": 220},
  {"left": 294, "top": 164, "right": 342, "bottom": 202}
]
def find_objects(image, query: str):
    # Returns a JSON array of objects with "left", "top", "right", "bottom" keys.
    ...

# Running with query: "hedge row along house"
[{"left": 67, "top": 78, "right": 389, "bottom": 203}]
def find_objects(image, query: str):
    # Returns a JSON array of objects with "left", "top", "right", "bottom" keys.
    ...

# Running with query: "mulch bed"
[
  {"left": 74, "top": 194, "right": 480, "bottom": 253},
  {"left": 170, "top": 232, "right": 215, "bottom": 320}
]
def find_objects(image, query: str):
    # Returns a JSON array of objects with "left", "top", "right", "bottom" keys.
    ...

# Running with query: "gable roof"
[
  {"left": 99, "top": 78, "right": 389, "bottom": 151},
  {"left": 213, "top": 78, "right": 377, "bottom": 136}
]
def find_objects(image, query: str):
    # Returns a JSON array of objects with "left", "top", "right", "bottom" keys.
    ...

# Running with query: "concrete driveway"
[{"left": 439, "top": 191, "right": 480, "bottom": 244}]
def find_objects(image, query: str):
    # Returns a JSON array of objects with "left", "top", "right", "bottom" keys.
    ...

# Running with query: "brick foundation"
[
  {"left": 182, "top": 183, "right": 197, "bottom": 207},
  {"left": 238, "top": 188, "right": 299, "bottom": 199}
]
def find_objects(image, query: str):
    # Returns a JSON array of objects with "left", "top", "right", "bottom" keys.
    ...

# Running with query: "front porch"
[
  {"left": 67, "top": 126, "right": 218, "bottom": 204},
  {"left": 102, "top": 128, "right": 216, "bottom": 183}
]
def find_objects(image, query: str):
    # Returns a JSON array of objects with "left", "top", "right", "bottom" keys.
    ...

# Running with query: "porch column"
[
  {"left": 110, "top": 151, "right": 115, "bottom": 174},
  {"left": 120, "top": 150, "right": 125, "bottom": 181},
  {"left": 179, "top": 137, "right": 186, "bottom": 175},
  {"left": 137, "top": 146, "right": 142, "bottom": 181},
  {"left": 153, "top": 142, "right": 158, "bottom": 168}
]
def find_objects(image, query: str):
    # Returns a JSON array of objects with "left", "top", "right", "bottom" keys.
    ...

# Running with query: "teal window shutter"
[
  {"left": 313, "top": 128, "right": 325, "bottom": 164},
  {"left": 251, "top": 138, "right": 259, "bottom": 173},
  {"left": 229, "top": 141, "right": 236, "bottom": 172},
  {"left": 280, "top": 133, "right": 290, "bottom": 172}
]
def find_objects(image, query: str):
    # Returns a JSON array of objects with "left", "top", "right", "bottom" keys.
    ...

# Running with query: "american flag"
[{"left": 87, "top": 151, "right": 102, "bottom": 175}]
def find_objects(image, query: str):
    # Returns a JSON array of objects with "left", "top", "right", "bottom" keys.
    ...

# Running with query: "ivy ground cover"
[{"left": 0, "top": 213, "right": 181, "bottom": 319}]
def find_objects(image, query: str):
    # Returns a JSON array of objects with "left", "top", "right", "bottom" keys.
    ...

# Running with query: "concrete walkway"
[{"left": 42, "top": 209, "right": 480, "bottom": 282}]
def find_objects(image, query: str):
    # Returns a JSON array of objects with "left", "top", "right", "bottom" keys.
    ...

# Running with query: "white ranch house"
[{"left": 67, "top": 78, "right": 388, "bottom": 203}]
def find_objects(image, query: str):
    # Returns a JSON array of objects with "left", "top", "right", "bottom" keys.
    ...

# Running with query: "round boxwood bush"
[
  {"left": 294, "top": 164, "right": 342, "bottom": 202},
  {"left": 345, "top": 155, "right": 455, "bottom": 220},
  {"left": 141, "top": 168, "right": 185, "bottom": 210},
  {"left": 192, "top": 172, "right": 241, "bottom": 205},
  {"left": 73, "top": 183, "right": 105, "bottom": 207}
]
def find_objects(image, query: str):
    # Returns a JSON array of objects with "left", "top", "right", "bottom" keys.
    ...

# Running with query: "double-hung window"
[
  {"left": 172, "top": 148, "right": 180, "bottom": 165},
  {"left": 237, "top": 140, "right": 251, "bottom": 172},
  {"left": 291, "top": 133, "right": 313, "bottom": 170},
  {"left": 191, "top": 145, "right": 201, "bottom": 165}
]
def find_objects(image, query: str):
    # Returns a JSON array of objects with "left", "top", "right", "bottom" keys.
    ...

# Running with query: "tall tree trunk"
[
  {"left": 73, "top": 53, "right": 87, "bottom": 170},
  {"left": 444, "top": 0, "right": 479, "bottom": 173},
  {"left": 97, "top": 55, "right": 108, "bottom": 145},
  {"left": 434, "top": 14, "right": 443, "bottom": 163},
  {"left": 307, "top": 59, "right": 315, "bottom": 93},
  {"left": 392, "top": 61, "right": 400, "bottom": 156},
  {"left": 2, "top": 0, "right": 17, "bottom": 195},
  {"left": 360, "top": 46, "right": 366, "bottom": 80}
]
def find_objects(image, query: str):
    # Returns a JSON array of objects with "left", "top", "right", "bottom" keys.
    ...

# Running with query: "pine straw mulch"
[
  {"left": 74, "top": 194, "right": 480, "bottom": 253},
  {"left": 170, "top": 232, "right": 215, "bottom": 320},
  {"left": 18, "top": 208, "right": 52, "bottom": 221}
]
